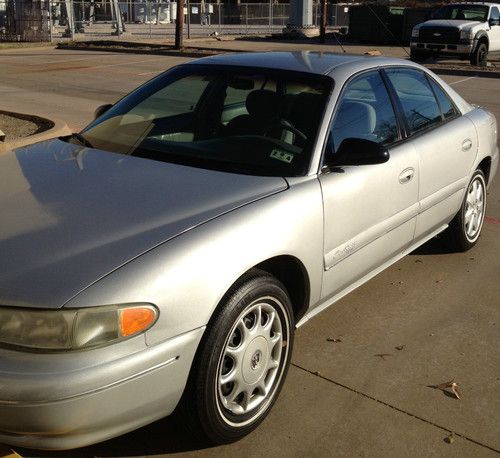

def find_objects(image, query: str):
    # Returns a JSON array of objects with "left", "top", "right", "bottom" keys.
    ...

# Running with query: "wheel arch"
[
  {"left": 474, "top": 31, "right": 489, "bottom": 48},
  {"left": 477, "top": 156, "right": 492, "bottom": 185},
  {"left": 253, "top": 255, "right": 311, "bottom": 324}
]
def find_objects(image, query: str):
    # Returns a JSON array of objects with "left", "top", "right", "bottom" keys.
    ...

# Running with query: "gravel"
[{"left": 0, "top": 111, "right": 54, "bottom": 141}]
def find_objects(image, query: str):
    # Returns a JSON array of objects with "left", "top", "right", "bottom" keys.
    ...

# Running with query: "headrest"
[
  {"left": 336, "top": 100, "right": 376, "bottom": 133},
  {"left": 246, "top": 90, "right": 280, "bottom": 119}
]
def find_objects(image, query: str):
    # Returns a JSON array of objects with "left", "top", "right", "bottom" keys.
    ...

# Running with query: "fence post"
[
  {"left": 269, "top": 0, "right": 272, "bottom": 33},
  {"left": 149, "top": 1, "right": 152, "bottom": 38},
  {"left": 187, "top": 0, "right": 190, "bottom": 38},
  {"left": 320, "top": 0, "right": 326, "bottom": 43},
  {"left": 48, "top": 0, "right": 53, "bottom": 42},
  {"left": 174, "top": 0, "right": 184, "bottom": 49},
  {"left": 218, "top": 1, "right": 221, "bottom": 34}
]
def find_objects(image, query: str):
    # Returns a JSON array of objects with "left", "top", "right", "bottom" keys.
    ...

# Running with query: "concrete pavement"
[{"left": 0, "top": 47, "right": 499, "bottom": 457}]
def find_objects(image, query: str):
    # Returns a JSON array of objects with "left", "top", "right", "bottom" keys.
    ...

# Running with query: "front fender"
[
  {"left": 473, "top": 30, "right": 489, "bottom": 48},
  {"left": 64, "top": 177, "right": 324, "bottom": 345}
]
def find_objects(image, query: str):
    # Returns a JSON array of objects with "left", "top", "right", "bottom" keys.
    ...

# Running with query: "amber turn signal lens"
[{"left": 120, "top": 307, "right": 157, "bottom": 337}]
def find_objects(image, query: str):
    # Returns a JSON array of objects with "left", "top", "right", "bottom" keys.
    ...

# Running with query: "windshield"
[
  {"left": 431, "top": 4, "right": 488, "bottom": 21},
  {"left": 76, "top": 65, "right": 333, "bottom": 177}
]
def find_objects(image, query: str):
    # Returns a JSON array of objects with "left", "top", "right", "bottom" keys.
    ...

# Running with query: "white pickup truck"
[{"left": 410, "top": 2, "right": 500, "bottom": 65}]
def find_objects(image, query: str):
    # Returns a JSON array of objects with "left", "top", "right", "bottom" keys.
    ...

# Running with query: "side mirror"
[
  {"left": 94, "top": 104, "right": 113, "bottom": 120},
  {"left": 489, "top": 18, "right": 500, "bottom": 26},
  {"left": 333, "top": 138, "right": 390, "bottom": 166}
]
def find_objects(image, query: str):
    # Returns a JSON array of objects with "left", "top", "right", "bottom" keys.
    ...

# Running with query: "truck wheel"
[
  {"left": 470, "top": 42, "right": 488, "bottom": 66},
  {"left": 410, "top": 49, "right": 427, "bottom": 63}
]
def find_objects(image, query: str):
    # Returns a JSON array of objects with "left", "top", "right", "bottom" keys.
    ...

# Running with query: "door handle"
[
  {"left": 462, "top": 139, "right": 473, "bottom": 151},
  {"left": 399, "top": 167, "right": 415, "bottom": 184}
]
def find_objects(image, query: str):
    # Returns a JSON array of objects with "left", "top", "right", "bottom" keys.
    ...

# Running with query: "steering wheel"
[{"left": 265, "top": 119, "right": 308, "bottom": 143}]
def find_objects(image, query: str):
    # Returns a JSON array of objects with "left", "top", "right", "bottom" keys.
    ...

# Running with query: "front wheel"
[
  {"left": 444, "top": 169, "right": 487, "bottom": 251},
  {"left": 470, "top": 42, "right": 488, "bottom": 66},
  {"left": 181, "top": 270, "right": 294, "bottom": 444}
]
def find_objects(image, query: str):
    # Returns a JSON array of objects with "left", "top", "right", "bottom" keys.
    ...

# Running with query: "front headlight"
[
  {"left": 411, "top": 27, "right": 420, "bottom": 38},
  {"left": 0, "top": 304, "right": 158, "bottom": 351},
  {"left": 460, "top": 29, "right": 474, "bottom": 40}
]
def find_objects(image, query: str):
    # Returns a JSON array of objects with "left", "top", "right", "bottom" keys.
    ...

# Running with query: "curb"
[
  {"left": 56, "top": 43, "right": 500, "bottom": 77},
  {"left": 56, "top": 43, "right": 233, "bottom": 59},
  {"left": 428, "top": 66, "right": 500, "bottom": 79},
  {"left": 0, "top": 112, "right": 71, "bottom": 154}
]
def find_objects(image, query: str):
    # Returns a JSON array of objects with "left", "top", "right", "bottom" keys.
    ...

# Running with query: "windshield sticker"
[{"left": 270, "top": 149, "right": 293, "bottom": 164}]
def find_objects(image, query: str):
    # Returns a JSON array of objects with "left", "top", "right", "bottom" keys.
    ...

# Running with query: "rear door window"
[{"left": 385, "top": 68, "right": 442, "bottom": 135}]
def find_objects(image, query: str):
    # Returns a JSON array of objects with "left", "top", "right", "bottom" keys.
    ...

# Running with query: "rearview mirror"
[
  {"left": 94, "top": 104, "right": 113, "bottom": 120},
  {"left": 333, "top": 138, "right": 390, "bottom": 166}
]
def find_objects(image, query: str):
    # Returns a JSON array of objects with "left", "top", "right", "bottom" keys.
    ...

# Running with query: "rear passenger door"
[
  {"left": 319, "top": 70, "right": 419, "bottom": 302},
  {"left": 384, "top": 68, "right": 477, "bottom": 242}
]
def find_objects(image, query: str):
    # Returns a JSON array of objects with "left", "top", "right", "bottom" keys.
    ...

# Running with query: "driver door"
[{"left": 319, "top": 70, "right": 419, "bottom": 302}]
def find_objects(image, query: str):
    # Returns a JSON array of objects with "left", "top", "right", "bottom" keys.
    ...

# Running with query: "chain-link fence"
[{"left": 0, "top": 1, "right": 350, "bottom": 42}]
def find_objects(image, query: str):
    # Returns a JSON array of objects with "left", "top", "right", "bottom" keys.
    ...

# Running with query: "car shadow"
[
  {"left": 409, "top": 233, "right": 456, "bottom": 256},
  {"left": 15, "top": 416, "right": 216, "bottom": 457}
]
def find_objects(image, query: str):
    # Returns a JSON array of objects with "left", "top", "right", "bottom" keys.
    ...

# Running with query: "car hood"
[
  {"left": 419, "top": 19, "right": 483, "bottom": 30},
  {"left": 0, "top": 139, "right": 288, "bottom": 309}
]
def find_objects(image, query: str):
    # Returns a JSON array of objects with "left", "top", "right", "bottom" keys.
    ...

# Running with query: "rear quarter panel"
[{"left": 465, "top": 107, "right": 499, "bottom": 187}]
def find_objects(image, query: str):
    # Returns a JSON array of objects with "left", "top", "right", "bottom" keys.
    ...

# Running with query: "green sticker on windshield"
[{"left": 270, "top": 149, "right": 293, "bottom": 164}]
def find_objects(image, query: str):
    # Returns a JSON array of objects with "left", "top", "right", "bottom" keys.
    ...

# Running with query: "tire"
[
  {"left": 181, "top": 269, "right": 294, "bottom": 444},
  {"left": 444, "top": 169, "right": 487, "bottom": 252},
  {"left": 470, "top": 42, "right": 488, "bottom": 66},
  {"left": 410, "top": 49, "right": 427, "bottom": 63}
]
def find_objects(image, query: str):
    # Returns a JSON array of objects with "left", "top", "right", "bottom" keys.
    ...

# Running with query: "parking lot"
[{"left": 0, "top": 47, "right": 499, "bottom": 457}]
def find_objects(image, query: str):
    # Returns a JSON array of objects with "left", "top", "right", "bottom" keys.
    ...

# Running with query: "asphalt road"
[{"left": 0, "top": 47, "right": 499, "bottom": 458}]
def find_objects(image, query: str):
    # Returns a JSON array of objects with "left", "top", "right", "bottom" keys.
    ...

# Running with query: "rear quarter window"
[{"left": 427, "top": 77, "right": 459, "bottom": 120}]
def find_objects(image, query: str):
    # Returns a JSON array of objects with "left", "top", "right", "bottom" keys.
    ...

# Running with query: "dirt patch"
[
  {"left": 57, "top": 40, "right": 226, "bottom": 58},
  {"left": 0, "top": 111, "right": 54, "bottom": 141}
]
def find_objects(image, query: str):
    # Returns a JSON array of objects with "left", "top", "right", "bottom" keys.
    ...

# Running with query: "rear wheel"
[
  {"left": 181, "top": 270, "right": 294, "bottom": 444},
  {"left": 444, "top": 169, "right": 487, "bottom": 251},
  {"left": 470, "top": 42, "right": 488, "bottom": 66}
]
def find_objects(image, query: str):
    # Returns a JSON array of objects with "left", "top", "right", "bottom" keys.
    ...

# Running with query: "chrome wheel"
[
  {"left": 464, "top": 176, "right": 485, "bottom": 242},
  {"left": 216, "top": 297, "right": 287, "bottom": 425}
]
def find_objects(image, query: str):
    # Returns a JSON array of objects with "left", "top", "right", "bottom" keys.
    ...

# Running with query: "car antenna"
[{"left": 332, "top": 29, "right": 347, "bottom": 53}]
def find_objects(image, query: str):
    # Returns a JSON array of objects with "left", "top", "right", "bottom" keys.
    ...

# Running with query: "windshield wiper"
[{"left": 69, "top": 132, "right": 94, "bottom": 148}]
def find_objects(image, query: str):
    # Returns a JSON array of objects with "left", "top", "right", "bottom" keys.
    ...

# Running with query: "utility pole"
[
  {"left": 319, "top": 0, "right": 327, "bottom": 43},
  {"left": 175, "top": 0, "right": 185, "bottom": 49}
]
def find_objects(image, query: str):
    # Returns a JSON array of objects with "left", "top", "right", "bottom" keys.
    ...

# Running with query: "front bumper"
[
  {"left": 0, "top": 326, "right": 205, "bottom": 450},
  {"left": 410, "top": 41, "right": 473, "bottom": 55}
]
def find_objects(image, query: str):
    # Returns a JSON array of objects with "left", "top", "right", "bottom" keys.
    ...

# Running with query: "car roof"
[{"left": 190, "top": 51, "right": 419, "bottom": 77}]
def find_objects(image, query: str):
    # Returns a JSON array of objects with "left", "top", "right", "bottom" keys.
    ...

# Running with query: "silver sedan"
[{"left": 0, "top": 52, "right": 497, "bottom": 450}]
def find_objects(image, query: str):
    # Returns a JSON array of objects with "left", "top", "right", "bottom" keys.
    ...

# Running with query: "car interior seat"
[{"left": 224, "top": 89, "right": 282, "bottom": 137}]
